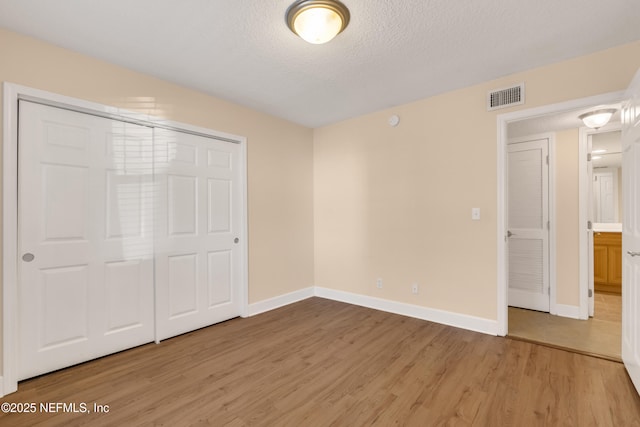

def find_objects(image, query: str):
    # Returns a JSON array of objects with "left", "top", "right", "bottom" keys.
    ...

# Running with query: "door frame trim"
[
  {"left": 496, "top": 90, "right": 625, "bottom": 336},
  {"left": 2, "top": 82, "right": 250, "bottom": 395}
]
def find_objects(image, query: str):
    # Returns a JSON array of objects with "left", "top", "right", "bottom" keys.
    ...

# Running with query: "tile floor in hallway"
[{"left": 508, "top": 292, "right": 622, "bottom": 361}]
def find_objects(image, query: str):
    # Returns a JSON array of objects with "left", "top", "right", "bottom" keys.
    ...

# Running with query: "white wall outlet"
[
  {"left": 412, "top": 283, "right": 419, "bottom": 294},
  {"left": 376, "top": 278, "right": 383, "bottom": 289},
  {"left": 471, "top": 207, "right": 481, "bottom": 220}
]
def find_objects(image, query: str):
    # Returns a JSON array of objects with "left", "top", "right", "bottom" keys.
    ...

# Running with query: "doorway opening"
[{"left": 497, "top": 91, "right": 625, "bottom": 360}]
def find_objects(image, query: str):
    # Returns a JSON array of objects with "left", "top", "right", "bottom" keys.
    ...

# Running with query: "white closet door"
[
  {"left": 507, "top": 138, "right": 550, "bottom": 312},
  {"left": 154, "top": 128, "right": 242, "bottom": 341},
  {"left": 18, "top": 101, "right": 155, "bottom": 380}
]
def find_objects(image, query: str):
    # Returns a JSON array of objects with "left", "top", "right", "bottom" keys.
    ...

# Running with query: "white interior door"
[
  {"left": 622, "top": 68, "right": 640, "bottom": 395},
  {"left": 594, "top": 171, "right": 616, "bottom": 222},
  {"left": 18, "top": 101, "right": 155, "bottom": 380},
  {"left": 507, "top": 138, "right": 550, "bottom": 312},
  {"left": 154, "top": 128, "right": 242, "bottom": 341}
]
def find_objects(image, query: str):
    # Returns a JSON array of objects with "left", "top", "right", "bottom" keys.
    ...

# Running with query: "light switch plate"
[{"left": 472, "top": 208, "right": 481, "bottom": 220}]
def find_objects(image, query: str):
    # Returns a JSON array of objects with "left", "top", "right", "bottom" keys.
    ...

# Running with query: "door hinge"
[
  {"left": 587, "top": 153, "right": 592, "bottom": 162},
  {"left": 588, "top": 289, "right": 593, "bottom": 298},
  {"left": 547, "top": 220, "right": 550, "bottom": 230},
  {"left": 588, "top": 220, "right": 593, "bottom": 230},
  {"left": 546, "top": 155, "right": 549, "bottom": 165},
  {"left": 548, "top": 287, "right": 551, "bottom": 295}
]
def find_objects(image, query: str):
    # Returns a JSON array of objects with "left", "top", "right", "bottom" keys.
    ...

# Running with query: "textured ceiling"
[{"left": 1, "top": 0, "right": 640, "bottom": 128}]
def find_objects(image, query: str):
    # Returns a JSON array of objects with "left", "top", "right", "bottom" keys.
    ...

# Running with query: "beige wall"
[
  {"left": 0, "top": 28, "right": 315, "bottom": 306},
  {"left": 3, "top": 26, "right": 640, "bottom": 340},
  {"left": 555, "top": 128, "right": 580, "bottom": 307},
  {"left": 314, "top": 41, "right": 640, "bottom": 320}
]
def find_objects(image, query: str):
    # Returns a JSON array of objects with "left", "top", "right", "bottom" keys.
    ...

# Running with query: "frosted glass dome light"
[
  {"left": 286, "top": 0, "right": 350, "bottom": 45},
  {"left": 579, "top": 109, "right": 616, "bottom": 129}
]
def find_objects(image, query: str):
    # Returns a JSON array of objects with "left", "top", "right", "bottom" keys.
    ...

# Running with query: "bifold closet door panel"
[
  {"left": 18, "top": 101, "right": 155, "bottom": 380},
  {"left": 154, "top": 128, "right": 242, "bottom": 341}
]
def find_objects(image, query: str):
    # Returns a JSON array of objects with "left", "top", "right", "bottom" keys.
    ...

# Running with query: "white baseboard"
[
  {"left": 555, "top": 303, "right": 581, "bottom": 319},
  {"left": 1, "top": 375, "right": 17, "bottom": 397},
  {"left": 245, "top": 287, "right": 314, "bottom": 317},
  {"left": 314, "top": 287, "right": 499, "bottom": 336},
  {"left": 246, "top": 286, "right": 499, "bottom": 336}
]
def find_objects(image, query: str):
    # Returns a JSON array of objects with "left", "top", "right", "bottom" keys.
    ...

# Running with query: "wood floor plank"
[{"left": 1, "top": 297, "right": 639, "bottom": 426}]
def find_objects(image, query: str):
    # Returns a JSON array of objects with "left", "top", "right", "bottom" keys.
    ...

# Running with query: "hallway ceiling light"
[
  {"left": 286, "top": 0, "right": 350, "bottom": 44},
  {"left": 579, "top": 109, "right": 616, "bottom": 129}
]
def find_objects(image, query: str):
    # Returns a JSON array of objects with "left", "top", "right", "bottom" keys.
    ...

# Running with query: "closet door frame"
[{"left": 1, "top": 82, "right": 249, "bottom": 396}]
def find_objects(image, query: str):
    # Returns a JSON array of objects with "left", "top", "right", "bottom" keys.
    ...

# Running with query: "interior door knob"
[{"left": 22, "top": 253, "right": 35, "bottom": 262}]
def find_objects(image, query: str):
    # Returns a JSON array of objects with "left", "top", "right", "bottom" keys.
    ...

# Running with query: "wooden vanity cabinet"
[{"left": 593, "top": 232, "right": 622, "bottom": 294}]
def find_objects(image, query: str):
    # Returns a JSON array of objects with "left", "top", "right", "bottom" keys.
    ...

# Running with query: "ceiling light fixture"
[
  {"left": 286, "top": 0, "right": 350, "bottom": 45},
  {"left": 578, "top": 108, "right": 616, "bottom": 129}
]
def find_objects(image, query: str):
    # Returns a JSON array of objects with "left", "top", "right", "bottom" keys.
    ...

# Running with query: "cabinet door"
[
  {"left": 608, "top": 244, "right": 623, "bottom": 287},
  {"left": 593, "top": 244, "right": 609, "bottom": 286}
]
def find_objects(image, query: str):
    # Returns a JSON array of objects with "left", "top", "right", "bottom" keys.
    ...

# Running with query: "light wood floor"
[
  {"left": 2, "top": 297, "right": 639, "bottom": 426},
  {"left": 508, "top": 292, "right": 622, "bottom": 361}
]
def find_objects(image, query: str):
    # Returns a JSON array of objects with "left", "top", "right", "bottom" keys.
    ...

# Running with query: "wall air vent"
[{"left": 487, "top": 83, "right": 525, "bottom": 111}]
